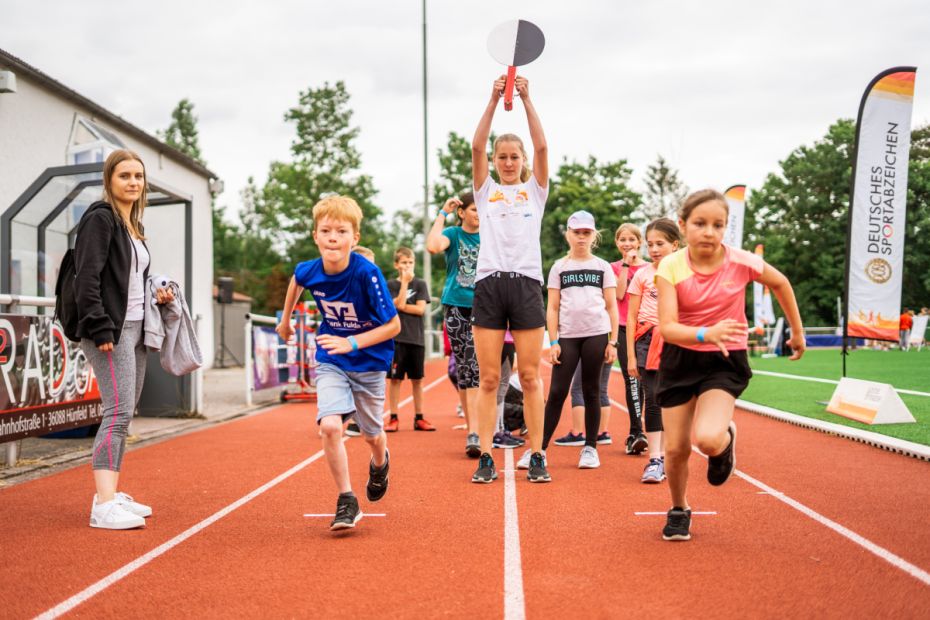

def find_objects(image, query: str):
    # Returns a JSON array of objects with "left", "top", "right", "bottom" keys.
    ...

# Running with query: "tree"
[
  {"left": 430, "top": 132, "right": 473, "bottom": 207},
  {"left": 430, "top": 130, "right": 497, "bottom": 207},
  {"left": 213, "top": 179, "right": 288, "bottom": 314},
  {"left": 901, "top": 125, "right": 930, "bottom": 311},
  {"left": 745, "top": 120, "right": 930, "bottom": 325},
  {"left": 640, "top": 155, "right": 687, "bottom": 221},
  {"left": 542, "top": 156, "right": 642, "bottom": 278},
  {"left": 261, "top": 81, "right": 384, "bottom": 265},
  {"left": 745, "top": 120, "right": 854, "bottom": 325},
  {"left": 158, "top": 98, "right": 205, "bottom": 164}
]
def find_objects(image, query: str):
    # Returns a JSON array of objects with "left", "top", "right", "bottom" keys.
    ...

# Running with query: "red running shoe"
[
  {"left": 413, "top": 417, "right": 436, "bottom": 431},
  {"left": 383, "top": 416, "right": 399, "bottom": 433}
]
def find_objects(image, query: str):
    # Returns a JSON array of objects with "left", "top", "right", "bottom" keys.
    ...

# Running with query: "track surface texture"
[{"left": 1, "top": 359, "right": 928, "bottom": 618}]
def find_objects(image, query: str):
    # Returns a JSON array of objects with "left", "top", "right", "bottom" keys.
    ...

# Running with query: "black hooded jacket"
[{"left": 73, "top": 201, "right": 150, "bottom": 346}]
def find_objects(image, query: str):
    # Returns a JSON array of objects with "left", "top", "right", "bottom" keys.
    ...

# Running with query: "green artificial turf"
[{"left": 743, "top": 348, "right": 930, "bottom": 446}]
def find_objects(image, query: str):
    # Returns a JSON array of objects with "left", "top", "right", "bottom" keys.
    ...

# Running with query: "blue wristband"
[
  {"left": 348, "top": 336, "right": 359, "bottom": 351},
  {"left": 696, "top": 327, "right": 707, "bottom": 343},
  {"left": 550, "top": 339, "right": 559, "bottom": 346}
]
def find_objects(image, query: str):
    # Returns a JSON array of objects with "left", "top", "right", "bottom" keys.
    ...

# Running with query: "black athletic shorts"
[
  {"left": 388, "top": 342, "right": 425, "bottom": 380},
  {"left": 656, "top": 344, "right": 752, "bottom": 407},
  {"left": 471, "top": 272, "right": 545, "bottom": 330}
]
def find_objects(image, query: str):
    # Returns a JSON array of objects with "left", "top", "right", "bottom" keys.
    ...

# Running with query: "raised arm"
[
  {"left": 426, "top": 197, "right": 459, "bottom": 254},
  {"left": 473, "top": 76, "right": 505, "bottom": 189},
  {"left": 515, "top": 76, "right": 548, "bottom": 188}
]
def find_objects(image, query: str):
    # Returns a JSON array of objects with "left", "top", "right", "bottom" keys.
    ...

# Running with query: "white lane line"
[
  {"left": 303, "top": 514, "right": 386, "bottom": 518},
  {"left": 36, "top": 444, "right": 338, "bottom": 620},
  {"left": 38, "top": 373, "right": 448, "bottom": 619},
  {"left": 734, "top": 467, "right": 930, "bottom": 586},
  {"left": 635, "top": 511, "right": 717, "bottom": 516},
  {"left": 503, "top": 447, "right": 526, "bottom": 620},
  {"left": 609, "top": 398, "right": 629, "bottom": 413},
  {"left": 751, "top": 369, "right": 930, "bottom": 397},
  {"left": 692, "top": 444, "right": 930, "bottom": 586}
]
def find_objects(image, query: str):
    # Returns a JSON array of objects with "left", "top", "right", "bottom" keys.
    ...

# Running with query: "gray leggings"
[
  {"left": 82, "top": 321, "right": 146, "bottom": 472},
  {"left": 570, "top": 361, "right": 611, "bottom": 408}
]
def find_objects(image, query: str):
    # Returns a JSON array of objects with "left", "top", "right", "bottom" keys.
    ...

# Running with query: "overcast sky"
[{"left": 2, "top": 1, "right": 929, "bottom": 223}]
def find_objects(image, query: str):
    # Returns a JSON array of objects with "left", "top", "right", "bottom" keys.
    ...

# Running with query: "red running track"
[{"left": 1, "top": 359, "right": 928, "bottom": 618}]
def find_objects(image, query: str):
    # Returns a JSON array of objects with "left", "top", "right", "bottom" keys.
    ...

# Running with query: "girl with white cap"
[{"left": 539, "top": 210, "right": 619, "bottom": 474}]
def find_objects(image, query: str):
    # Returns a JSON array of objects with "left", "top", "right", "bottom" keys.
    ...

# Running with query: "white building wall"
[{"left": 0, "top": 71, "right": 215, "bottom": 368}]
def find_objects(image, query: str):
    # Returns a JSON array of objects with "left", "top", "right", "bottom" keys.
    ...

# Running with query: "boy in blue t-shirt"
[{"left": 277, "top": 196, "right": 400, "bottom": 531}]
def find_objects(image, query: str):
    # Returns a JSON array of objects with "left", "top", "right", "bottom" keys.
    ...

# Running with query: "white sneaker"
[
  {"left": 517, "top": 449, "right": 546, "bottom": 470},
  {"left": 90, "top": 498, "right": 145, "bottom": 530},
  {"left": 115, "top": 492, "right": 153, "bottom": 518},
  {"left": 578, "top": 446, "right": 600, "bottom": 469}
]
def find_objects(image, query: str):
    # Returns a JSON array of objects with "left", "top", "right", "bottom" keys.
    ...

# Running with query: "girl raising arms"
[
  {"left": 655, "top": 189, "right": 805, "bottom": 541},
  {"left": 470, "top": 74, "right": 550, "bottom": 483}
]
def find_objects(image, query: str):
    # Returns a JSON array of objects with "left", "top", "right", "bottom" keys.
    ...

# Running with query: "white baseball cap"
[{"left": 567, "top": 210, "right": 596, "bottom": 230}]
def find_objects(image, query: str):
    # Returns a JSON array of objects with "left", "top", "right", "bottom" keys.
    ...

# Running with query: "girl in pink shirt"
[
  {"left": 626, "top": 219, "right": 681, "bottom": 485},
  {"left": 654, "top": 189, "right": 806, "bottom": 542},
  {"left": 612, "top": 223, "right": 649, "bottom": 454}
]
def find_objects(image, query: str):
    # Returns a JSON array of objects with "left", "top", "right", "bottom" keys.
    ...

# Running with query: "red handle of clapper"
[{"left": 503, "top": 65, "right": 516, "bottom": 111}]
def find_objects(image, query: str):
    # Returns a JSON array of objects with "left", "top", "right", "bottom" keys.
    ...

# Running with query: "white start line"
[
  {"left": 36, "top": 374, "right": 449, "bottom": 620},
  {"left": 635, "top": 511, "right": 717, "bottom": 516},
  {"left": 304, "top": 514, "right": 386, "bottom": 518}
]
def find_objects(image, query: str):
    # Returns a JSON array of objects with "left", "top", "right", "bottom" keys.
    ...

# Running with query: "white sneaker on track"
[
  {"left": 115, "top": 492, "right": 153, "bottom": 518},
  {"left": 578, "top": 446, "right": 600, "bottom": 469},
  {"left": 90, "top": 499, "right": 145, "bottom": 530}
]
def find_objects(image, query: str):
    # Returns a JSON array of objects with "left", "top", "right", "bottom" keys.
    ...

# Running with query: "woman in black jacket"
[{"left": 75, "top": 149, "right": 173, "bottom": 530}]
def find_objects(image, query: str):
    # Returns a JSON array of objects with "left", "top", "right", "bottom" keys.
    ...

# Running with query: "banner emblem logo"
[{"left": 865, "top": 258, "right": 892, "bottom": 284}]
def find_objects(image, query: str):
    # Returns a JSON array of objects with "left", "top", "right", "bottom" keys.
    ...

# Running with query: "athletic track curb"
[
  {"left": 607, "top": 366, "right": 930, "bottom": 462},
  {"left": 734, "top": 399, "right": 930, "bottom": 463}
]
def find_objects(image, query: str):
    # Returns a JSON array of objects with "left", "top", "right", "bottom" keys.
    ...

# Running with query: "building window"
[{"left": 67, "top": 117, "right": 126, "bottom": 165}]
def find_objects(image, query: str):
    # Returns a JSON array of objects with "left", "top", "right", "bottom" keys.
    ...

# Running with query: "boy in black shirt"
[{"left": 385, "top": 247, "right": 435, "bottom": 431}]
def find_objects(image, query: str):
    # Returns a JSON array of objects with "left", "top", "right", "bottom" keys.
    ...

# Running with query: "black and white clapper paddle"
[{"left": 487, "top": 20, "right": 546, "bottom": 111}]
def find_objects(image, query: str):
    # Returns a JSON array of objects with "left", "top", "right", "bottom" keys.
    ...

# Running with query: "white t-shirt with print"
[
  {"left": 474, "top": 175, "right": 548, "bottom": 283},
  {"left": 547, "top": 255, "right": 617, "bottom": 339}
]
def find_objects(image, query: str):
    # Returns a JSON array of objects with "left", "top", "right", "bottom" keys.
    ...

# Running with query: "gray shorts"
[{"left": 315, "top": 363, "right": 386, "bottom": 437}]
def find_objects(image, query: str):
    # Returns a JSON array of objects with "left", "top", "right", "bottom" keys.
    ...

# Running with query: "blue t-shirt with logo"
[
  {"left": 294, "top": 253, "right": 398, "bottom": 372},
  {"left": 441, "top": 227, "right": 480, "bottom": 307}
]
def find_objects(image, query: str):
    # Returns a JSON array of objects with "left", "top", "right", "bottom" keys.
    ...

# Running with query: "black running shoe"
[
  {"left": 345, "top": 422, "right": 361, "bottom": 437},
  {"left": 707, "top": 422, "right": 737, "bottom": 486},
  {"left": 662, "top": 507, "right": 692, "bottom": 541},
  {"left": 330, "top": 494, "right": 362, "bottom": 531},
  {"left": 629, "top": 432, "right": 648, "bottom": 455},
  {"left": 471, "top": 453, "right": 498, "bottom": 483},
  {"left": 366, "top": 449, "right": 390, "bottom": 502},
  {"left": 492, "top": 430, "right": 524, "bottom": 449},
  {"left": 527, "top": 452, "right": 551, "bottom": 483}
]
